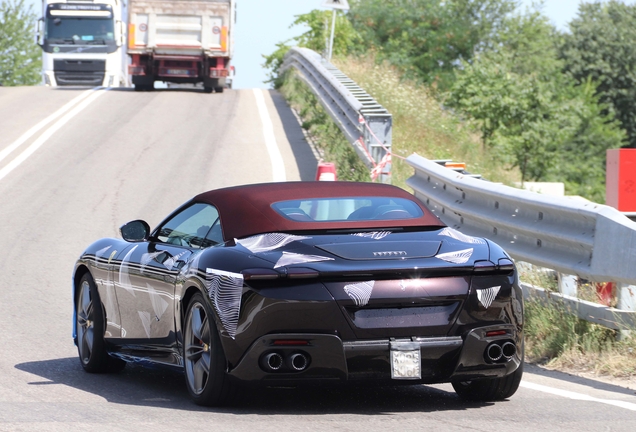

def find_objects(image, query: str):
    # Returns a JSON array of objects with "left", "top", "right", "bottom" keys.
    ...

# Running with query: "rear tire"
[
  {"left": 183, "top": 293, "right": 234, "bottom": 406},
  {"left": 203, "top": 86, "right": 213, "bottom": 93},
  {"left": 452, "top": 362, "right": 523, "bottom": 402},
  {"left": 76, "top": 273, "right": 125, "bottom": 373},
  {"left": 214, "top": 86, "right": 224, "bottom": 93}
]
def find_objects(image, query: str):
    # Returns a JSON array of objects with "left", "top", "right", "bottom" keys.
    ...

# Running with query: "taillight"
[
  {"left": 473, "top": 260, "right": 496, "bottom": 273},
  {"left": 128, "top": 66, "right": 146, "bottom": 76},
  {"left": 498, "top": 258, "right": 515, "bottom": 272},
  {"left": 286, "top": 268, "right": 319, "bottom": 279},
  {"left": 242, "top": 268, "right": 280, "bottom": 281},
  {"left": 473, "top": 259, "right": 515, "bottom": 274}
]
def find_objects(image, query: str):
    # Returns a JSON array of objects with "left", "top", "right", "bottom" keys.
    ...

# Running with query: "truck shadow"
[{"left": 15, "top": 357, "right": 486, "bottom": 414}]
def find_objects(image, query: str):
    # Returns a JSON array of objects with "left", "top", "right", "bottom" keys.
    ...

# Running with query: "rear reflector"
[
  {"left": 272, "top": 340, "right": 309, "bottom": 346},
  {"left": 486, "top": 330, "right": 507, "bottom": 337}
]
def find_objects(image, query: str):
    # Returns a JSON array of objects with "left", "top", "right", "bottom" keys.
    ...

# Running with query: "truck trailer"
[
  {"left": 36, "top": 0, "right": 127, "bottom": 87},
  {"left": 127, "top": 0, "right": 235, "bottom": 92}
]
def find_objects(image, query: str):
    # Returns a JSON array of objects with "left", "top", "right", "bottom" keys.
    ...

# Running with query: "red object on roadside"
[
  {"left": 606, "top": 149, "right": 636, "bottom": 211},
  {"left": 595, "top": 282, "right": 614, "bottom": 306},
  {"left": 316, "top": 162, "right": 337, "bottom": 181}
]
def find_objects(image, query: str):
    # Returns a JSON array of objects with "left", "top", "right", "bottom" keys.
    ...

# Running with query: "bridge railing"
[
  {"left": 280, "top": 47, "right": 392, "bottom": 182},
  {"left": 406, "top": 153, "right": 636, "bottom": 329}
]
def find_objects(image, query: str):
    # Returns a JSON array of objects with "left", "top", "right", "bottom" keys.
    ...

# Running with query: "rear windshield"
[{"left": 271, "top": 197, "right": 424, "bottom": 222}]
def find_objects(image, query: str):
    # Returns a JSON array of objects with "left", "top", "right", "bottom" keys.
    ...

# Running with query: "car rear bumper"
[{"left": 228, "top": 324, "right": 521, "bottom": 384}]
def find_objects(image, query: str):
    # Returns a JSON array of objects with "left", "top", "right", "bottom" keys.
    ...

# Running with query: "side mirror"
[
  {"left": 35, "top": 19, "right": 44, "bottom": 46},
  {"left": 115, "top": 20, "right": 125, "bottom": 47},
  {"left": 120, "top": 220, "right": 150, "bottom": 242}
]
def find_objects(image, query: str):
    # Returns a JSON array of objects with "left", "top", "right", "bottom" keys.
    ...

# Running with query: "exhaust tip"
[
  {"left": 502, "top": 342, "right": 516, "bottom": 359},
  {"left": 261, "top": 352, "right": 284, "bottom": 371},
  {"left": 288, "top": 353, "right": 309, "bottom": 371},
  {"left": 486, "top": 343, "right": 503, "bottom": 362}
]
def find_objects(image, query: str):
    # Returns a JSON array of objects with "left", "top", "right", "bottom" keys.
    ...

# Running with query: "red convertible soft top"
[{"left": 193, "top": 181, "right": 446, "bottom": 240}]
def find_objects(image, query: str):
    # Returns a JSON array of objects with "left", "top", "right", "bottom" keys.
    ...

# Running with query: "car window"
[
  {"left": 271, "top": 197, "right": 424, "bottom": 222},
  {"left": 156, "top": 203, "right": 222, "bottom": 248}
]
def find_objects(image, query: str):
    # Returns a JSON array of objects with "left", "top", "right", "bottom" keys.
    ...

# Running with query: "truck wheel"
[
  {"left": 214, "top": 86, "right": 224, "bottom": 93},
  {"left": 203, "top": 86, "right": 213, "bottom": 93}
]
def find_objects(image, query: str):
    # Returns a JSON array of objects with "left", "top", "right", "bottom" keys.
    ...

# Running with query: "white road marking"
[
  {"left": 0, "top": 87, "right": 99, "bottom": 164},
  {"left": 253, "top": 88, "right": 286, "bottom": 182},
  {"left": 0, "top": 88, "right": 108, "bottom": 183},
  {"left": 521, "top": 380, "right": 636, "bottom": 411}
]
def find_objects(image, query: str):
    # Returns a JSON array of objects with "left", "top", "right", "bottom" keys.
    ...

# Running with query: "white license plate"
[
  {"left": 167, "top": 69, "right": 189, "bottom": 75},
  {"left": 391, "top": 349, "right": 421, "bottom": 379}
]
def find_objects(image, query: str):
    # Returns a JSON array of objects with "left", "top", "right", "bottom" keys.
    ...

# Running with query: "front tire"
[
  {"left": 76, "top": 273, "right": 125, "bottom": 373},
  {"left": 183, "top": 293, "right": 234, "bottom": 406}
]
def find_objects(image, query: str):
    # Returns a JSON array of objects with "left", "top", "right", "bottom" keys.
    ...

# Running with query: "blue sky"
[{"left": 25, "top": 0, "right": 636, "bottom": 89}]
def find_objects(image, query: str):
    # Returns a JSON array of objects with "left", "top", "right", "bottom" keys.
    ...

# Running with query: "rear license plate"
[
  {"left": 391, "top": 349, "right": 421, "bottom": 379},
  {"left": 166, "top": 69, "right": 189, "bottom": 75}
]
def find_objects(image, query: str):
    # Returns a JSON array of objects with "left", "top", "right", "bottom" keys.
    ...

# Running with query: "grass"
[
  {"left": 276, "top": 54, "right": 636, "bottom": 381},
  {"left": 333, "top": 55, "right": 521, "bottom": 189},
  {"left": 278, "top": 70, "right": 370, "bottom": 182},
  {"left": 524, "top": 297, "right": 636, "bottom": 379}
]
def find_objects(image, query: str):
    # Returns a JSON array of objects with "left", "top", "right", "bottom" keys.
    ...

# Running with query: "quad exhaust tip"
[
  {"left": 486, "top": 343, "right": 503, "bottom": 362},
  {"left": 261, "top": 353, "right": 284, "bottom": 371},
  {"left": 485, "top": 341, "right": 517, "bottom": 363},
  {"left": 288, "top": 353, "right": 309, "bottom": 371},
  {"left": 260, "top": 352, "right": 310, "bottom": 372},
  {"left": 502, "top": 341, "right": 516, "bottom": 359}
]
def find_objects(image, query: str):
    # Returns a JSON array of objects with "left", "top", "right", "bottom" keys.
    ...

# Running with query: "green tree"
[
  {"left": 347, "top": 0, "right": 517, "bottom": 88},
  {"left": 263, "top": 10, "right": 361, "bottom": 87},
  {"left": 560, "top": 1, "right": 636, "bottom": 147},
  {"left": 0, "top": 0, "right": 41, "bottom": 86},
  {"left": 447, "top": 10, "right": 625, "bottom": 200}
]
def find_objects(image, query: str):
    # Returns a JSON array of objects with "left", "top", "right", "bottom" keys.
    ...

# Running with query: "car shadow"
[
  {"left": 15, "top": 357, "right": 492, "bottom": 414},
  {"left": 267, "top": 89, "right": 319, "bottom": 181}
]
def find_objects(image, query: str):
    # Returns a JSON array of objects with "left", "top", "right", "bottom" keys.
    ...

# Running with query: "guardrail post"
[
  {"left": 618, "top": 284, "right": 636, "bottom": 311},
  {"left": 558, "top": 274, "right": 578, "bottom": 297},
  {"left": 364, "top": 114, "right": 392, "bottom": 184}
]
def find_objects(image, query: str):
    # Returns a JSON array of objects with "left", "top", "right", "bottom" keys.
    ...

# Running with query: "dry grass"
[
  {"left": 547, "top": 343, "right": 636, "bottom": 379},
  {"left": 333, "top": 55, "right": 521, "bottom": 189}
]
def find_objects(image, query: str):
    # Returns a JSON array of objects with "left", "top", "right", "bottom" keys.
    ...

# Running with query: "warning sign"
[{"left": 321, "top": 0, "right": 350, "bottom": 10}]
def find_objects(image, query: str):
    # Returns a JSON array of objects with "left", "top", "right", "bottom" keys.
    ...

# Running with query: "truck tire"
[
  {"left": 203, "top": 86, "right": 213, "bottom": 93},
  {"left": 214, "top": 86, "right": 224, "bottom": 93}
]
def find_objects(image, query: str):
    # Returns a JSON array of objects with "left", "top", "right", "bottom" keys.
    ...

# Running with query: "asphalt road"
[{"left": 0, "top": 86, "right": 635, "bottom": 431}]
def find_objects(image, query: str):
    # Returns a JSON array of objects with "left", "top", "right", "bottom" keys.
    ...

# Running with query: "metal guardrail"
[
  {"left": 406, "top": 154, "right": 636, "bottom": 286},
  {"left": 521, "top": 283, "right": 636, "bottom": 331},
  {"left": 280, "top": 47, "right": 392, "bottom": 182}
]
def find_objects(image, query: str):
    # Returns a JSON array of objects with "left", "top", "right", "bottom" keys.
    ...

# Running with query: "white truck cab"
[{"left": 36, "top": 0, "right": 127, "bottom": 87}]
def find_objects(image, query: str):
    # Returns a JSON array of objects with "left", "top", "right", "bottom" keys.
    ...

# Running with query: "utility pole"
[{"left": 321, "top": 0, "right": 350, "bottom": 61}]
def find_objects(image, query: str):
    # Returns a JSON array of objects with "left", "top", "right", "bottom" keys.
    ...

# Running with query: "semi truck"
[
  {"left": 36, "top": 0, "right": 127, "bottom": 87},
  {"left": 127, "top": 0, "right": 235, "bottom": 92}
]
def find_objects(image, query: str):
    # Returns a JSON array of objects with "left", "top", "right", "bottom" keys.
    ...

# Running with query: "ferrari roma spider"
[{"left": 72, "top": 181, "right": 523, "bottom": 406}]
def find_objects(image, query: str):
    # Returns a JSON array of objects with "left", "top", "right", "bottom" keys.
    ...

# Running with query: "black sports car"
[{"left": 72, "top": 181, "right": 523, "bottom": 405}]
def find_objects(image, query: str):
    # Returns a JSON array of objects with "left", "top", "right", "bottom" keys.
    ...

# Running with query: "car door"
[{"left": 115, "top": 203, "right": 222, "bottom": 341}]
